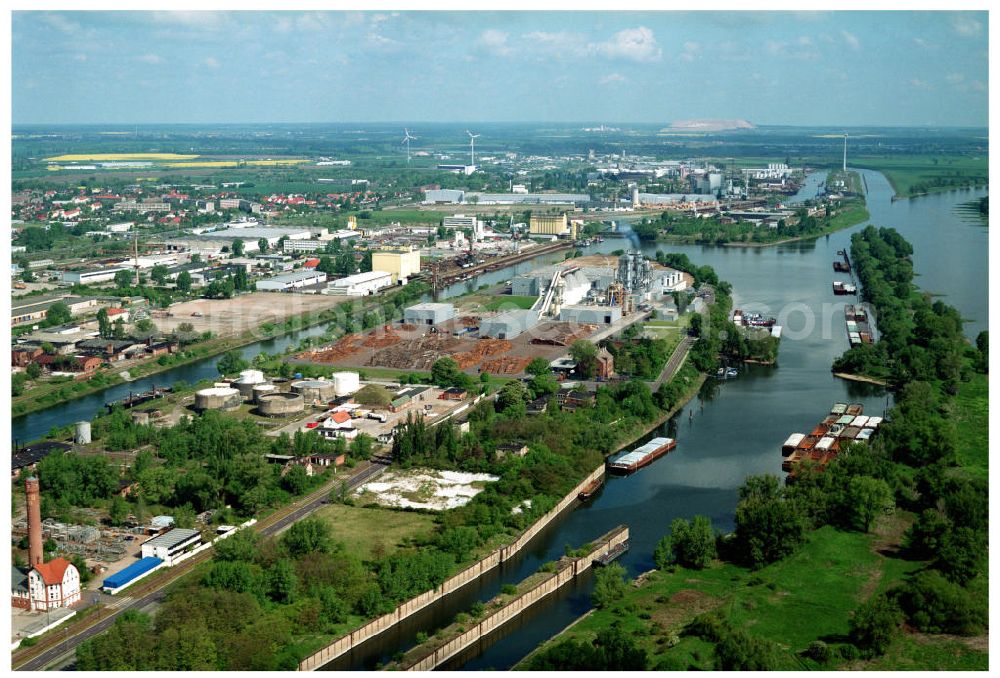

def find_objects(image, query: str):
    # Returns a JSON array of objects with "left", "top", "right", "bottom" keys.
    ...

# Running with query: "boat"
[
  {"left": 832, "top": 281, "right": 857, "bottom": 295},
  {"left": 593, "top": 539, "right": 629, "bottom": 567},
  {"left": 607, "top": 437, "right": 677, "bottom": 475},
  {"left": 715, "top": 367, "right": 727, "bottom": 379},
  {"left": 578, "top": 476, "right": 604, "bottom": 501},
  {"left": 725, "top": 367, "right": 738, "bottom": 378},
  {"left": 105, "top": 386, "right": 172, "bottom": 412}
]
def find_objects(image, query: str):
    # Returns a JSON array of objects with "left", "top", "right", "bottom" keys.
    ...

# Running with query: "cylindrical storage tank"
[
  {"left": 291, "top": 379, "right": 336, "bottom": 403},
  {"left": 252, "top": 383, "right": 277, "bottom": 403},
  {"left": 235, "top": 369, "right": 266, "bottom": 398},
  {"left": 194, "top": 387, "right": 242, "bottom": 412},
  {"left": 74, "top": 421, "right": 92, "bottom": 445},
  {"left": 257, "top": 392, "right": 305, "bottom": 416},
  {"left": 332, "top": 372, "right": 361, "bottom": 397}
]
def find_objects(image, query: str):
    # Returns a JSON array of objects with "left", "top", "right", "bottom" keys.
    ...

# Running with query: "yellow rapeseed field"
[{"left": 44, "top": 153, "right": 201, "bottom": 161}]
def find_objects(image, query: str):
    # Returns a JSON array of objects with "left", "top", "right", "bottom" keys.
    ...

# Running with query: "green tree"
[
  {"left": 97, "top": 307, "right": 112, "bottom": 339},
  {"left": 114, "top": 270, "right": 134, "bottom": 289},
  {"left": 496, "top": 379, "right": 530, "bottom": 417},
  {"left": 257, "top": 237, "right": 268, "bottom": 254},
  {"left": 108, "top": 495, "right": 129, "bottom": 526},
  {"left": 570, "top": 340, "right": 598, "bottom": 379},
  {"left": 217, "top": 350, "right": 249, "bottom": 376},
  {"left": 849, "top": 594, "right": 902, "bottom": 658},
  {"left": 591, "top": 562, "right": 628, "bottom": 609},
  {"left": 176, "top": 270, "right": 193, "bottom": 293},
  {"left": 150, "top": 265, "right": 170, "bottom": 285},
  {"left": 847, "top": 476, "right": 894, "bottom": 532},
  {"left": 232, "top": 239, "right": 245, "bottom": 257},
  {"left": 267, "top": 558, "right": 298, "bottom": 604},
  {"left": 732, "top": 475, "right": 805, "bottom": 568},
  {"left": 525, "top": 357, "right": 550, "bottom": 376},
  {"left": 112, "top": 317, "right": 126, "bottom": 340},
  {"left": 654, "top": 515, "right": 716, "bottom": 570},
  {"left": 45, "top": 301, "right": 72, "bottom": 326},
  {"left": 281, "top": 517, "right": 333, "bottom": 557},
  {"left": 26, "top": 361, "right": 42, "bottom": 380}
]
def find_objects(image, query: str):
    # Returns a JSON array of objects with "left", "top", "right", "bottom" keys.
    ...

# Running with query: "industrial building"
[
  {"left": 529, "top": 214, "right": 576, "bottom": 239},
  {"left": 58, "top": 268, "right": 129, "bottom": 285},
  {"left": 404, "top": 302, "right": 456, "bottom": 325},
  {"left": 470, "top": 193, "right": 591, "bottom": 205},
  {"left": 140, "top": 528, "right": 202, "bottom": 564},
  {"left": 161, "top": 227, "right": 311, "bottom": 255},
  {"left": 423, "top": 189, "right": 466, "bottom": 204},
  {"left": 325, "top": 270, "right": 393, "bottom": 296},
  {"left": 480, "top": 309, "right": 540, "bottom": 340},
  {"left": 282, "top": 232, "right": 359, "bottom": 253},
  {"left": 101, "top": 556, "right": 163, "bottom": 594},
  {"left": 256, "top": 270, "right": 327, "bottom": 292},
  {"left": 11, "top": 295, "right": 101, "bottom": 326},
  {"left": 371, "top": 248, "right": 420, "bottom": 283},
  {"left": 558, "top": 305, "right": 623, "bottom": 325},
  {"left": 441, "top": 215, "right": 479, "bottom": 230}
]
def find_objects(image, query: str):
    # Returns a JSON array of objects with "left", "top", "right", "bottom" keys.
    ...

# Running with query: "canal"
[
  {"left": 322, "top": 170, "right": 988, "bottom": 670},
  {"left": 11, "top": 248, "right": 581, "bottom": 445}
]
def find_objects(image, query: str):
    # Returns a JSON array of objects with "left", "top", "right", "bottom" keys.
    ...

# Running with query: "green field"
[
  {"left": 313, "top": 503, "right": 439, "bottom": 559},
  {"left": 522, "top": 517, "right": 984, "bottom": 671},
  {"left": 850, "top": 155, "right": 988, "bottom": 198},
  {"left": 950, "top": 373, "right": 988, "bottom": 480}
]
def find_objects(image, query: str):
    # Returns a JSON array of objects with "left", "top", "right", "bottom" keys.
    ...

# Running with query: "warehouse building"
[
  {"left": 256, "top": 270, "right": 327, "bottom": 292},
  {"left": 470, "top": 193, "right": 591, "bottom": 205},
  {"left": 161, "top": 226, "right": 311, "bottom": 255},
  {"left": 11, "top": 295, "right": 102, "bottom": 326},
  {"left": 101, "top": 556, "right": 163, "bottom": 594},
  {"left": 325, "top": 270, "right": 393, "bottom": 296},
  {"left": 529, "top": 214, "right": 577, "bottom": 239},
  {"left": 441, "top": 215, "right": 479, "bottom": 229},
  {"left": 404, "top": 302, "right": 456, "bottom": 325},
  {"left": 58, "top": 268, "right": 129, "bottom": 285},
  {"left": 140, "top": 528, "right": 202, "bottom": 564},
  {"left": 371, "top": 248, "right": 421, "bottom": 283},
  {"left": 480, "top": 309, "right": 540, "bottom": 340},
  {"left": 558, "top": 305, "right": 623, "bottom": 325},
  {"left": 423, "top": 189, "right": 466, "bottom": 204}
]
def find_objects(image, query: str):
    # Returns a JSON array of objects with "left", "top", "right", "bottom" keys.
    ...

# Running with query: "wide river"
[{"left": 320, "top": 169, "right": 988, "bottom": 670}]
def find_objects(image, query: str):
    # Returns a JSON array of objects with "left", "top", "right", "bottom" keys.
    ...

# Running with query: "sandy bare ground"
[
  {"left": 355, "top": 468, "right": 499, "bottom": 511},
  {"left": 150, "top": 291, "right": 353, "bottom": 338}
]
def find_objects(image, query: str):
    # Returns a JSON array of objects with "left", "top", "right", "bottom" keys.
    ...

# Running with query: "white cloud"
[
  {"left": 149, "top": 11, "right": 228, "bottom": 28},
  {"left": 764, "top": 39, "right": 818, "bottom": 60},
  {"left": 946, "top": 73, "right": 965, "bottom": 85},
  {"left": 841, "top": 31, "right": 860, "bottom": 50},
  {"left": 951, "top": 15, "right": 983, "bottom": 37},
  {"left": 38, "top": 13, "right": 80, "bottom": 34},
  {"left": 524, "top": 31, "right": 589, "bottom": 59},
  {"left": 478, "top": 29, "right": 511, "bottom": 57},
  {"left": 366, "top": 32, "right": 402, "bottom": 50},
  {"left": 137, "top": 53, "right": 165, "bottom": 65},
  {"left": 599, "top": 73, "right": 626, "bottom": 85},
  {"left": 913, "top": 37, "right": 933, "bottom": 49},
  {"left": 73, "top": 54, "right": 87, "bottom": 62},
  {"left": 679, "top": 41, "right": 701, "bottom": 62},
  {"left": 908, "top": 78, "right": 932, "bottom": 90},
  {"left": 593, "top": 26, "right": 662, "bottom": 63},
  {"left": 797, "top": 36, "right": 814, "bottom": 47},
  {"left": 203, "top": 57, "right": 220, "bottom": 69},
  {"left": 969, "top": 80, "right": 986, "bottom": 92}
]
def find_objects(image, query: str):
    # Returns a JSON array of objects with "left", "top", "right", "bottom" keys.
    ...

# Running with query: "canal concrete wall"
[
  {"left": 401, "top": 525, "right": 630, "bottom": 671},
  {"left": 297, "top": 464, "right": 606, "bottom": 671}
]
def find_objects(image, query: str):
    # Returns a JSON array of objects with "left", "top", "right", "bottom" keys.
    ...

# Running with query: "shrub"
[
  {"left": 891, "top": 570, "right": 987, "bottom": 635},
  {"left": 848, "top": 594, "right": 902, "bottom": 658}
]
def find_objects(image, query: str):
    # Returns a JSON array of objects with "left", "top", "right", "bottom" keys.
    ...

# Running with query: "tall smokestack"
[{"left": 25, "top": 475, "right": 43, "bottom": 567}]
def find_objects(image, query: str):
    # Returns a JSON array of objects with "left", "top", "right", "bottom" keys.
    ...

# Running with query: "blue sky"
[{"left": 12, "top": 10, "right": 989, "bottom": 127}]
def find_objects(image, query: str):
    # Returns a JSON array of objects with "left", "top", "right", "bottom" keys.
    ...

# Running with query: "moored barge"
[
  {"left": 578, "top": 476, "right": 605, "bottom": 501},
  {"left": 832, "top": 281, "right": 857, "bottom": 295},
  {"left": 607, "top": 437, "right": 676, "bottom": 475}
]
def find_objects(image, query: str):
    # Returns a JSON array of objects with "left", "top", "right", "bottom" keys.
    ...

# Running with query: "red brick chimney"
[{"left": 25, "top": 475, "right": 43, "bottom": 567}]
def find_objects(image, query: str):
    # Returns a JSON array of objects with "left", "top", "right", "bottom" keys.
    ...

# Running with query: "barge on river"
[
  {"left": 607, "top": 437, "right": 676, "bottom": 475},
  {"left": 578, "top": 476, "right": 605, "bottom": 501},
  {"left": 781, "top": 403, "right": 883, "bottom": 475},
  {"left": 833, "top": 250, "right": 852, "bottom": 272},
  {"left": 105, "top": 386, "right": 172, "bottom": 412},
  {"left": 832, "top": 281, "right": 857, "bottom": 296}
]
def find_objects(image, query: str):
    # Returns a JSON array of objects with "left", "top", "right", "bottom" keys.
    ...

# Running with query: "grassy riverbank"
[
  {"left": 849, "top": 155, "right": 988, "bottom": 199},
  {"left": 519, "top": 517, "right": 985, "bottom": 670}
]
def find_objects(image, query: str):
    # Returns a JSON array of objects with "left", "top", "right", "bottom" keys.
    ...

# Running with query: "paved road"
[{"left": 14, "top": 461, "right": 387, "bottom": 672}]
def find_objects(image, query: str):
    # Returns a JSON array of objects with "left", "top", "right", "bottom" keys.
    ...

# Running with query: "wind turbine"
[
  {"left": 466, "top": 130, "right": 480, "bottom": 167},
  {"left": 402, "top": 128, "right": 416, "bottom": 163}
]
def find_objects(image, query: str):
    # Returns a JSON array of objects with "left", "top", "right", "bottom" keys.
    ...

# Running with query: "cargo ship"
[
  {"left": 578, "top": 476, "right": 605, "bottom": 501},
  {"left": 832, "top": 281, "right": 857, "bottom": 295},
  {"left": 105, "top": 386, "right": 172, "bottom": 412},
  {"left": 607, "top": 437, "right": 676, "bottom": 475},
  {"left": 781, "top": 403, "right": 882, "bottom": 474}
]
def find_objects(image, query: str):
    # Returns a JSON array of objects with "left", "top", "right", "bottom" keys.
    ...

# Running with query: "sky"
[{"left": 11, "top": 10, "right": 990, "bottom": 127}]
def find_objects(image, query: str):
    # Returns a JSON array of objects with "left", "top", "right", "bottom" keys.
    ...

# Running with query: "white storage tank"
[
  {"left": 235, "top": 369, "right": 267, "bottom": 398},
  {"left": 194, "top": 387, "right": 242, "bottom": 412},
  {"left": 252, "top": 383, "right": 277, "bottom": 403},
  {"left": 332, "top": 372, "right": 361, "bottom": 397},
  {"left": 74, "top": 421, "right": 92, "bottom": 445},
  {"left": 291, "top": 379, "right": 336, "bottom": 403}
]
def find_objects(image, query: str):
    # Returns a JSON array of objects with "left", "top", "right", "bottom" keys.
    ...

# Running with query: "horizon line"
[{"left": 10, "top": 121, "right": 989, "bottom": 130}]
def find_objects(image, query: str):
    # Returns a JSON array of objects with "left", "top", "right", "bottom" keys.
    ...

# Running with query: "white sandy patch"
[{"left": 356, "top": 468, "right": 499, "bottom": 511}]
